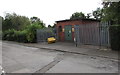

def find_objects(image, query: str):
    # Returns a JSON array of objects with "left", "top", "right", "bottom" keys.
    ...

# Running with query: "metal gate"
[
  {"left": 37, "top": 28, "right": 55, "bottom": 42},
  {"left": 74, "top": 22, "right": 110, "bottom": 46},
  {"left": 99, "top": 22, "right": 110, "bottom": 46}
]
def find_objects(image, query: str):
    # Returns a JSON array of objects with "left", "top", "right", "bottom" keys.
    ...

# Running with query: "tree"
[
  {"left": 30, "top": 16, "right": 45, "bottom": 28},
  {"left": 3, "top": 13, "right": 30, "bottom": 31},
  {"left": 92, "top": 8, "right": 103, "bottom": 20},
  {"left": 102, "top": 2, "right": 120, "bottom": 24},
  {"left": 0, "top": 16, "right": 3, "bottom": 30},
  {"left": 26, "top": 23, "right": 42, "bottom": 42},
  {"left": 70, "top": 12, "right": 86, "bottom": 19},
  {"left": 52, "top": 23, "right": 56, "bottom": 28},
  {"left": 30, "top": 16, "right": 40, "bottom": 23},
  {"left": 86, "top": 13, "right": 92, "bottom": 19},
  {"left": 48, "top": 25, "right": 52, "bottom": 28}
]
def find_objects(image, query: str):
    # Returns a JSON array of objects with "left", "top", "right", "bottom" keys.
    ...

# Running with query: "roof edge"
[{"left": 56, "top": 18, "right": 100, "bottom": 23}]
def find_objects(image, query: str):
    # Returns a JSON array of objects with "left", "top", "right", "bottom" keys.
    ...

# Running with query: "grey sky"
[{"left": 0, "top": 0, "right": 103, "bottom": 26}]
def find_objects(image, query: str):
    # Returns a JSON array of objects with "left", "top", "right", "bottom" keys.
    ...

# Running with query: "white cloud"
[{"left": 0, "top": 0, "right": 102, "bottom": 25}]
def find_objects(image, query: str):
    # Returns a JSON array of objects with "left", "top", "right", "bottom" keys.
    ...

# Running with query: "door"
[{"left": 64, "top": 25, "right": 72, "bottom": 41}]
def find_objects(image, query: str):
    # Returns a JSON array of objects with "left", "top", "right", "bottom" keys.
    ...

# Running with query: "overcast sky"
[{"left": 0, "top": 0, "right": 103, "bottom": 26}]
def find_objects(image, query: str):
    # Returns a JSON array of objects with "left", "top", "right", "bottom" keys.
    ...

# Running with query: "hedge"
[
  {"left": 109, "top": 25, "right": 120, "bottom": 50},
  {"left": 2, "top": 29, "right": 28, "bottom": 43},
  {"left": 2, "top": 29, "right": 16, "bottom": 41},
  {"left": 2, "top": 24, "right": 42, "bottom": 43},
  {"left": 15, "top": 30, "right": 28, "bottom": 43}
]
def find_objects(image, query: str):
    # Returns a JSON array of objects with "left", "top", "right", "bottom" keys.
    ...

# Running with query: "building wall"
[{"left": 56, "top": 20, "right": 99, "bottom": 42}]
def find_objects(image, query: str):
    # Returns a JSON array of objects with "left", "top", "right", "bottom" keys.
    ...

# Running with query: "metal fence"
[
  {"left": 37, "top": 28, "right": 56, "bottom": 42},
  {"left": 74, "top": 22, "right": 110, "bottom": 47}
]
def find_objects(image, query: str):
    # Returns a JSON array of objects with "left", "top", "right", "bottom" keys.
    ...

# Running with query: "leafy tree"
[
  {"left": 92, "top": 8, "right": 103, "bottom": 20},
  {"left": 70, "top": 12, "right": 86, "bottom": 19},
  {"left": 102, "top": 2, "right": 120, "bottom": 24},
  {"left": 2, "top": 13, "right": 30, "bottom": 31},
  {"left": 30, "top": 16, "right": 45, "bottom": 28}
]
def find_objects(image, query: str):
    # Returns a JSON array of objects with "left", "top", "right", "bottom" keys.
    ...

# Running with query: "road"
[{"left": 1, "top": 41, "right": 119, "bottom": 73}]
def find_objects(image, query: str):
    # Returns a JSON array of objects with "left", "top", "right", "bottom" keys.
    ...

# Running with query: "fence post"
[
  {"left": 74, "top": 25, "right": 77, "bottom": 47},
  {"left": 99, "top": 22, "right": 101, "bottom": 49},
  {"left": 107, "top": 21, "right": 111, "bottom": 49},
  {"left": 74, "top": 37, "right": 77, "bottom": 47}
]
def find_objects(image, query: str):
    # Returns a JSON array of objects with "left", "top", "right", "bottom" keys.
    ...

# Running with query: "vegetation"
[
  {"left": 102, "top": 2, "right": 120, "bottom": 25},
  {"left": 92, "top": 8, "right": 103, "bottom": 20},
  {"left": 2, "top": 13, "right": 30, "bottom": 31},
  {"left": 25, "top": 23, "right": 43, "bottom": 42},
  {"left": 30, "top": 16, "right": 45, "bottom": 28},
  {"left": 70, "top": 12, "right": 86, "bottom": 19},
  {"left": 48, "top": 25, "right": 52, "bottom": 28},
  {"left": 70, "top": 2, "right": 120, "bottom": 24},
  {"left": 2, "top": 24, "right": 44, "bottom": 43},
  {"left": 109, "top": 25, "right": 120, "bottom": 50},
  {"left": 2, "top": 13, "right": 45, "bottom": 43},
  {"left": 102, "top": 2, "right": 120, "bottom": 50}
]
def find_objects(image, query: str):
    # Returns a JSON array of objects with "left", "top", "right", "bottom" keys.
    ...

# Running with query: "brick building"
[{"left": 56, "top": 19, "right": 100, "bottom": 42}]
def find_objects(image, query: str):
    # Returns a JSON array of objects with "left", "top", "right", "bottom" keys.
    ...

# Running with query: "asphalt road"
[{"left": 2, "top": 41, "right": 119, "bottom": 73}]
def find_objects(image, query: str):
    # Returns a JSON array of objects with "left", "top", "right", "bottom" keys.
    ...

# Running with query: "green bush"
[
  {"left": 2, "top": 29, "right": 16, "bottom": 41},
  {"left": 25, "top": 24, "right": 42, "bottom": 43},
  {"left": 109, "top": 25, "right": 120, "bottom": 50},
  {"left": 2, "top": 29, "right": 28, "bottom": 43},
  {"left": 15, "top": 30, "right": 28, "bottom": 43},
  {"left": 2, "top": 24, "right": 43, "bottom": 43}
]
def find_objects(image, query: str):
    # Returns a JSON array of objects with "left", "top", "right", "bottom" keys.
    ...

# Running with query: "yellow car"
[{"left": 47, "top": 37, "right": 56, "bottom": 44}]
